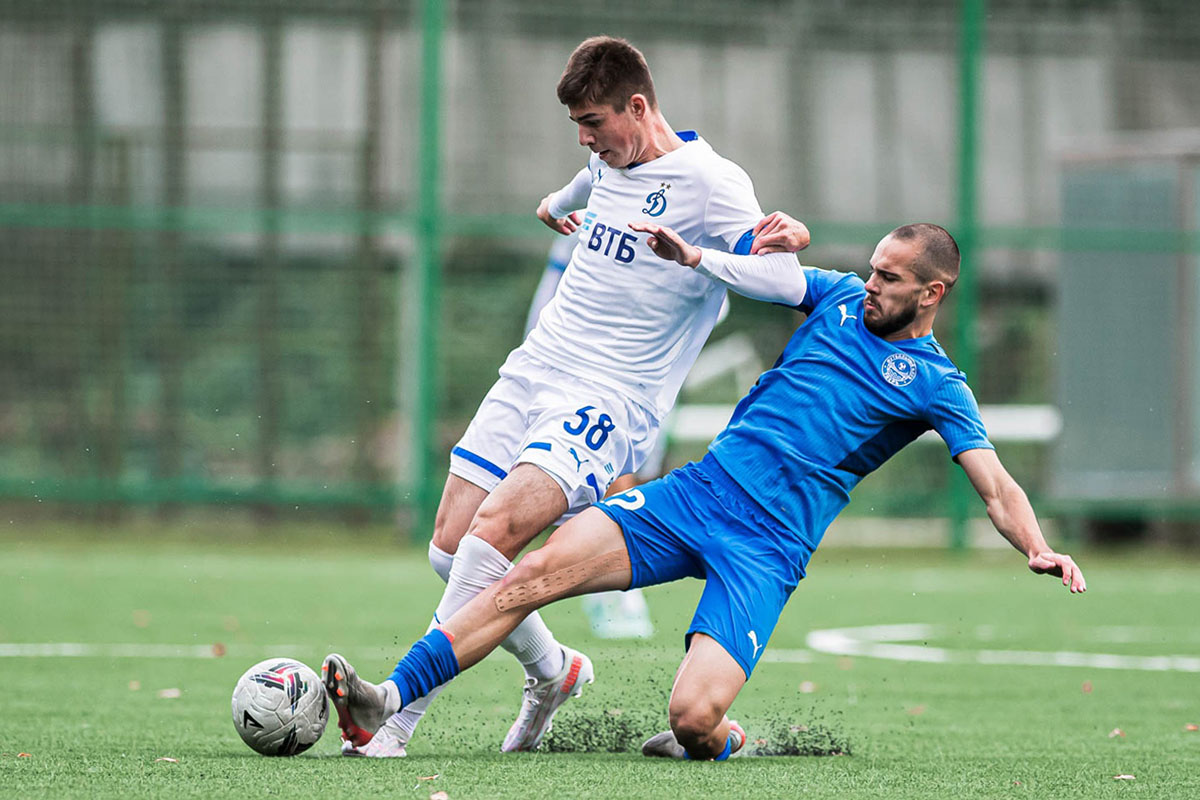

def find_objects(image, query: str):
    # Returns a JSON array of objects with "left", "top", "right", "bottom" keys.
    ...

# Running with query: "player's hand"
[
  {"left": 628, "top": 222, "right": 702, "bottom": 268},
  {"left": 751, "top": 211, "right": 810, "bottom": 254},
  {"left": 536, "top": 194, "right": 581, "bottom": 235},
  {"left": 1028, "top": 551, "right": 1087, "bottom": 594}
]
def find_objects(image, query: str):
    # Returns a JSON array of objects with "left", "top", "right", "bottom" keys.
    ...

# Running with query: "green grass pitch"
[{"left": 2, "top": 525, "right": 1199, "bottom": 799}]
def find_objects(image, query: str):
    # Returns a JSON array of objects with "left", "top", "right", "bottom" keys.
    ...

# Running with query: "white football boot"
[
  {"left": 500, "top": 645, "right": 594, "bottom": 752},
  {"left": 321, "top": 653, "right": 398, "bottom": 749},
  {"left": 642, "top": 720, "right": 746, "bottom": 760},
  {"left": 341, "top": 715, "right": 410, "bottom": 758}
]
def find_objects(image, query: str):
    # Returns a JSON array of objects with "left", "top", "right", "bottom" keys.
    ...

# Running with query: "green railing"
[{"left": 4, "top": 0, "right": 1200, "bottom": 540}]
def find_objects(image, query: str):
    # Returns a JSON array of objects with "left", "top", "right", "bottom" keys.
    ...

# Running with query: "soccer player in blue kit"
[{"left": 324, "top": 223, "right": 1086, "bottom": 761}]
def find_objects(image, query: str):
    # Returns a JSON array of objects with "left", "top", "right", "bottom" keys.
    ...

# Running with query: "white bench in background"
[{"left": 669, "top": 403, "right": 1062, "bottom": 446}]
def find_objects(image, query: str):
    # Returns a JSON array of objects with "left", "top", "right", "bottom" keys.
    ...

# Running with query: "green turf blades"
[{"left": 3, "top": 530, "right": 1200, "bottom": 798}]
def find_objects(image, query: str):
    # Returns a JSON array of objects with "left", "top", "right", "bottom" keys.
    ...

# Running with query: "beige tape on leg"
[{"left": 494, "top": 550, "right": 628, "bottom": 613}]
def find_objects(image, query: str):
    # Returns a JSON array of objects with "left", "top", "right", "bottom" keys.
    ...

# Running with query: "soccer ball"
[{"left": 231, "top": 658, "right": 328, "bottom": 756}]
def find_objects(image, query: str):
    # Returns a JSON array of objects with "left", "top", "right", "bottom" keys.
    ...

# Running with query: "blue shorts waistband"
[{"left": 695, "top": 452, "right": 786, "bottom": 533}]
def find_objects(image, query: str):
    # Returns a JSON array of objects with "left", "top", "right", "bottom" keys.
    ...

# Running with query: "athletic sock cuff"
[
  {"left": 386, "top": 629, "right": 461, "bottom": 707},
  {"left": 428, "top": 542, "right": 455, "bottom": 584},
  {"left": 713, "top": 734, "right": 734, "bottom": 762},
  {"left": 684, "top": 733, "right": 734, "bottom": 762}
]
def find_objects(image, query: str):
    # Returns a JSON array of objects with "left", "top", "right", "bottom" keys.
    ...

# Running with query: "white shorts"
[{"left": 450, "top": 350, "right": 659, "bottom": 519}]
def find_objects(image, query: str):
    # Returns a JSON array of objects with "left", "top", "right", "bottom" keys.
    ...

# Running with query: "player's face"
[
  {"left": 863, "top": 236, "right": 925, "bottom": 339},
  {"left": 569, "top": 100, "right": 643, "bottom": 168}
]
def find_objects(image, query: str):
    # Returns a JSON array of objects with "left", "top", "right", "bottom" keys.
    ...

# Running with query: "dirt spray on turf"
[{"left": 541, "top": 668, "right": 853, "bottom": 756}]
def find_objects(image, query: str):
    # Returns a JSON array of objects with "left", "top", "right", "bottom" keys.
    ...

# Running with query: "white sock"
[
  {"left": 441, "top": 535, "right": 564, "bottom": 682},
  {"left": 428, "top": 541, "right": 455, "bottom": 583},
  {"left": 383, "top": 542, "right": 456, "bottom": 738}
]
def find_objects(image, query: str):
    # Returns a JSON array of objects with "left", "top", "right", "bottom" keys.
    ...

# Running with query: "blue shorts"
[{"left": 596, "top": 453, "right": 812, "bottom": 679}]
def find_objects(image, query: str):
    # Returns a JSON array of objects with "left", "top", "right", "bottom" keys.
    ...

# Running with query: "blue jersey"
[{"left": 708, "top": 268, "right": 993, "bottom": 549}]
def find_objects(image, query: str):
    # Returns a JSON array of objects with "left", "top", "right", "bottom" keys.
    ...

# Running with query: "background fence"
[{"left": 3, "top": 0, "right": 1200, "bottom": 540}]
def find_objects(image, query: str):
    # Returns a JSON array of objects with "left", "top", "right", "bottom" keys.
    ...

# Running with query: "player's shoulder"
[
  {"left": 675, "top": 133, "right": 750, "bottom": 183},
  {"left": 908, "top": 335, "right": 967, "bottom": 382},
  {"left": 800, "top": 268, "right": 865, "bottom": 313}
]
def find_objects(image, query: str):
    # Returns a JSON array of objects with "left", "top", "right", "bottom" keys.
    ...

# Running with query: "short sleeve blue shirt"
[{"left": 708, "top": 268, "right": 992, "bottom": 548}]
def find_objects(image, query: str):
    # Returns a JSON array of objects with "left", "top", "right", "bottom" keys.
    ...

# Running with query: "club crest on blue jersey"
[
  {"left": 881, "top": 352, "right": 918, "bottom": 387},
  {"left": 642, "top": 182, "right": 670, "bottom": 217}
]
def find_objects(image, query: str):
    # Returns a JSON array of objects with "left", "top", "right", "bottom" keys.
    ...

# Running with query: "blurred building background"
[{"left": 2, "top": 0, "right": 1199, "bottom": 540}]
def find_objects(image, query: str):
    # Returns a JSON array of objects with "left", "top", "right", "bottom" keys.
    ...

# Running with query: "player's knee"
[
  {"left": 668, "top": 700, "right": 722, "bottom": 749},
  {"left": 672, "top": 705, "right": 715, "bottom": 753},
  {"left": 500, "top": 549, "right": 555, "bottom": 599},
  {"left": 465, "top": 504, "right": 526, "bottom": 554},
  {"left": 511, "top": 547, "right": 552, "bottom": 579},
  {"left": 431, "top": 505, "right": 465, "bottom": 554}
]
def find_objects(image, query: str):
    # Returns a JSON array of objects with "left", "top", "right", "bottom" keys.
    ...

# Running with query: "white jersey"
[{"left": 520, "top": 132, "right": 763, "bottom": 419}]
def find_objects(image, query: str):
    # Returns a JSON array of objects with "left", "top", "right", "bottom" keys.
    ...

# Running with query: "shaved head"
[{"left": 887, "top": 223, "right": 960, "bottom": 296}]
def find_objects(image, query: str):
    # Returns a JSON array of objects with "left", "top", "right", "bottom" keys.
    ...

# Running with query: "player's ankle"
[
  {"left": 523, "top": 643, "right": 565, "bottom": 681},
  {"left": 382, "top": 679, "right": 401, "bottom": 716}
]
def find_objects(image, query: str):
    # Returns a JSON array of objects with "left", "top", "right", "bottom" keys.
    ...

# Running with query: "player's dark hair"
[
  {"left": 890, "top": 223, "right": 960, "bottom": 296},
  {"left": 556, "top": 36, "right": 657, "bottom": 111}
]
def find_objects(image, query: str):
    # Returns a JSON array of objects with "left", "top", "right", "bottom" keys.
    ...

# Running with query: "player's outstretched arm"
[
  {"left": 629, "top": 221, "right": 806, "bottom": 306},
  {"left": 957, "top": 448, "right": 1087, "bottom": 593},
  {"left": 751, "top": 211, "right": 811, "bottom": 254},
  {"left": 536, "top": 192, "right": 581, "bottom": 235}
]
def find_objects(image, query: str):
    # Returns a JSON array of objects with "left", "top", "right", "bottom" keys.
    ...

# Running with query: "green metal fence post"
[
  {"left": 414, "top": 0, "right": 445, "bottom": 536},
  {"left": 257, "top": 14, "right": 283, "bottom": 521},
  {"left": 951, "top": 0, "right": 984, "bottom": 550}
]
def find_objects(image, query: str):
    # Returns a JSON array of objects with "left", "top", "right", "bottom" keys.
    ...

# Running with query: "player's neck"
[
  {"left": 880, "top": 312, "right": 936, "bottom": 342},
  {"left": 630, "top": 114, "right": 684, "bottom": 165}
]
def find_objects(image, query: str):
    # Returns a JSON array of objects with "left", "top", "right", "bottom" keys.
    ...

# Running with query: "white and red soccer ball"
[{"left": 231, "top": 658, "right": 328, "bottom": 756}]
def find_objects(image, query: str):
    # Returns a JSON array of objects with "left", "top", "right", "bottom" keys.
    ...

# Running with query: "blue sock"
[
  {"left": 713, "top": 734, "right": 734, "bottom": 761},
  {"left": 386, "top": 629, "right": 460, "bottom": 707},
  {"left": 681, "top": 732, "right": 734, "bottom": 761}
]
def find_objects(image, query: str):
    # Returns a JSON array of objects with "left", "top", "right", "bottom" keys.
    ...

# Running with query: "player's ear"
[
  {"left": 628, "top": 93, "right": 648, "bottom": 119},
  {"left": 923, "top": 281, "right": 947, "bottom": 307}
]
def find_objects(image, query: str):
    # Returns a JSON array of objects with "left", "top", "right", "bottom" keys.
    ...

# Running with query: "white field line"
[
  {"left": 0, "top": 643, "right": 310, "bottom": 659},
  {"left": 759, "top": 649, "right": 814, "bottom": 663},
  {"left": 799, "top": 623, "right": 1200, "bottom": 672},
  {"left": 8, "top": 629, "right": 1200, "bottom": 673}
]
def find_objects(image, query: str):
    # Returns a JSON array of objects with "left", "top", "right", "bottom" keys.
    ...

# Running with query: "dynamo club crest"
[
  {"left": 881, "top": 352, "right": 917, "bottom": 387},
  {"left": 642, "top": 182, "right": 670, "bottom": 217}
]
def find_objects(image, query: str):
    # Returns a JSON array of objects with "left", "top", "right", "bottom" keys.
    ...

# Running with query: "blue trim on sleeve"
[
  {"left": 733, "top": 228, "right": 756, "bottom": 255},
  {"left": 451, "top": 446, "right": 508, "bottom": 480},
  {"left": 523, "top": 442, "right": 552, "bottom": 452},
  {"left": 949, "top": 440, "right": 996, "bottom": 459}
]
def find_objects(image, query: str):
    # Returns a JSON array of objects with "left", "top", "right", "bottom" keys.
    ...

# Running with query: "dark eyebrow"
[{"left": 571, "top": 112, "right": 602, "bottom": 124}]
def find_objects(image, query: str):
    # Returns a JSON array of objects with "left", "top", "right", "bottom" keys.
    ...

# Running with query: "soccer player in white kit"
[{"left": 329, "top": 35, "right": 811, "bottom": 757}]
